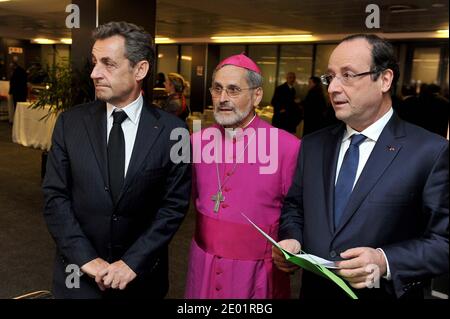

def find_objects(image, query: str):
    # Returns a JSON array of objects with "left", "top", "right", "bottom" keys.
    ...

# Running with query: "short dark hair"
[
  {"left": 401, "top": 84, "right": 416, "bottom": 97},
  {"left": 427, "top": 84, "right": 441, "bottom": 95},
  {"left": 341, "top": 34, "right": 400, "bottom": 89},
  {"left": 309, "top": 76, "right": 321, "bottom": 86},
  {"left": 92, "top": 21, "right": 155, "bottom": 68}
]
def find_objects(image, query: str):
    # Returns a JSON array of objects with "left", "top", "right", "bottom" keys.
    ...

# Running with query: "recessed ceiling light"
[
  {"left": 210, "top": 34, "right": 312, "bottom": 43},
  {"left": 436, "top": 29, "right": 449, "bottom": 37},
  {"left": 388, "top": 4, "right": 427, "bottom": 13},
  {"left": 155, "top": 37, "right": 174, "bottom": 44},
  {"left": 32, "top": 38, "right": 56, "bottom": 44},
  {"left": 431, "top": 3, "right": 445, "bottom": 8},
  {"left": 389, "top": 5, "right": 412, "bottom": 10}
]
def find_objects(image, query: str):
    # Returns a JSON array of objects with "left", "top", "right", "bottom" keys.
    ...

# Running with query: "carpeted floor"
[
  {"left": 0, "top": 121, "right": 54, "bottom": 298},
  {"left": 0, "top": 120, "right": 300, "bottom": 299}
]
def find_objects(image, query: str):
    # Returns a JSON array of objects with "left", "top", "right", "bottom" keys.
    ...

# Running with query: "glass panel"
[
  {"left": 180, "top": 45, "right": 192, "bottom": 102},
  {"left": 278, "top": 44, "right": 313, "bottom": 101},
  {"left": 41, "top": 45, "right": 55, "bottom": 69},
  {"left": 445, "top": 58, "right": 449, "bottom": 99},
  {"left": 411, "top": 47, "right": 440, "bottom": 86},
  {"left": 180, "top": 46, "right": 192, "bottom": 83},
  {"left": 55, "top": 45, "right": 70, "bottom": 67},
  {"left": 248, "top": 45, "right": 277, "bottom": 106},
  {"left": 219, "top": 45, "right": 246, "bottom": 61},
  {"left": 156, "top": 45, "right": 178, "bottom": 76},
  {"left": 41, "top": 45, "right": 71, "bottom": 69},
  {"left": 314, "top": 44, "right": 337, "bottom": 77}
]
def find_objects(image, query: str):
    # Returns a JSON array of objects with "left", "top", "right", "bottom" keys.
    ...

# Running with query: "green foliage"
[
  {"left": 29, "top": 62, "right": 94, "bottom": 120},
  {"left": 29, "top": 64, "right": 73, "bottom": 119}
]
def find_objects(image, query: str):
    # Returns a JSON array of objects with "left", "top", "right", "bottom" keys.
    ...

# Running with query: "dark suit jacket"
[
  {"left": 302, "top": 86, "right": 328, "bottom": 136},
  {"left": 279, "top": 113, "right": 449, "bottom": 299},
  {"left": 43, "top": 99, "right": 191, "bottom": 298},
  {"left": 396, "top": 94, "right": 450, "bottom": 139},
  {"left": 9, "top": 65, "right": 28, "bottom": 102},
  {"left": 271, "top": 82, "right": 300, "bottom": 133}
]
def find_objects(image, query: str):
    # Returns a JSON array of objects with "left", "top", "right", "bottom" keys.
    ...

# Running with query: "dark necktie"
[
  {"left": 108, "top": 110, "right": 128, "bottom": 204},
  {"left": 334, "top": 134, "right": 366, "bottom": 228}
]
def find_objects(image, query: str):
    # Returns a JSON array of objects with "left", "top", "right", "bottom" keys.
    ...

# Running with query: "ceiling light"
[
  {"left": 436, "top": 29, "right": 449, "bottom": 37},
  {"left": 32, "top": 38, "right": 56, "bottom": 44},
  {"left": 210, "top": 34, "right": 312, "bottom": 43},
  {"left": 280, "top": 56, "right": 313, "bottom": 60},
  {"left": 155, "top": 37, "right": 174, "bottom": 44},
  {"left": 60, "top": 38, "right": 72, "bottom": 44},
  {"left": 388, "top": 4, "right": 427, "bottom": 13}
]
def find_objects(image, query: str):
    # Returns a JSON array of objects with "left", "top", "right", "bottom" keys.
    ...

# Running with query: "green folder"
[{"left": 242, "top": 213, "right": 358, "bottom": 299}]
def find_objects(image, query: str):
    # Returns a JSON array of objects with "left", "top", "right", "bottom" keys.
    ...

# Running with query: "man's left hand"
[
  {"left": 335, "top": 247, "right": 387, "bottom": 289},
  {"left": 98, "top": 260, "right": 137, "bottom": 290}
]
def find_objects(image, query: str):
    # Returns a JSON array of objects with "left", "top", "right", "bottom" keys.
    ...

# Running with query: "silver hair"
[{"left": 212, "top": 67, "right": 263, "bottom": 88}]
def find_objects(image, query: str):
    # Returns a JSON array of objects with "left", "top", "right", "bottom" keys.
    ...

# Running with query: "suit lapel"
[
  {"left": 323, "top": 124, "right": 345, "bottom": 234},
  {"left": 116, "top": 101, "right": 164, "bottom": 204},
  {"left": 83, "top": 101, "right": 108, "bottom": 186},
  {"left": 333, "top": 114, "right": 405, "bottom": 237}
]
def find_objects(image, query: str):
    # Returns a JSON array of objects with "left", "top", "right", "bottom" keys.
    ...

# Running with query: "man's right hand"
[
  {"left": 81, "top": 258, "right": 110, "bottom": 291},
  {"left": 272, "top": 239, "right": 301, "bottom": 273}
]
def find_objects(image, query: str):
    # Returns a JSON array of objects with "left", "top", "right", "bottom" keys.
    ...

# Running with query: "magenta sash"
[{"left": 194, "top": 212, "right": 278, "bottom": 260}]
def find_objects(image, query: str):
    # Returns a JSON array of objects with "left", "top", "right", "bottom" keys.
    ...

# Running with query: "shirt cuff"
[{"left": 377, "top": 248, "right": 391, "bottom": 280}]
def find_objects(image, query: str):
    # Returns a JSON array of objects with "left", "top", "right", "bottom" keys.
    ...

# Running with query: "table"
[
  {"left": 256, "top": 105, "right": 274, "bottom": 124},
  {"left": 12, "top": 102, "right": 58, "bottom": 151},
  {"left": 0, "top": 80, "right": 14, "bottom": 123}
]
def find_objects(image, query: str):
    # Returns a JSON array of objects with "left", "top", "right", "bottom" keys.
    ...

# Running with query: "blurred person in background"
[
  {"left": 271, "top": 72, "right": 302, "bottom": 134},
  {"left": 162, "top": 72, "right": 190, "bottom": 120},
  {"left": 302, "top": 76, "right": 328, "bottom": 136},
  {"left": 9, "top": 61, "right": 28, "bottom": 110}
]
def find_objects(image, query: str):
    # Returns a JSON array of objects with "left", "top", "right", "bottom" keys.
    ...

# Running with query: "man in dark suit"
[
  {"left": 9, "top": 61, "right": 28, "bottom": 110},
  {"left": 302, "top": 76, "right": 328, "bottom": 136},
  {"left": 43, "top": 21, "right": 191, "bottom": 299},
  {"left": 271, "top": 72, "right": 301, "bottom": 133},
  {"left": 273, "top": 34, "right": 448, "bottom": 299}
]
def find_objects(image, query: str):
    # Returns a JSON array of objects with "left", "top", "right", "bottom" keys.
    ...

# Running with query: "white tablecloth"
[
  {"left": 12, "top": 102, "right": 58, "bottom": 151},
  {"left": 0, "top": 80, "right": 14, "bottom": 123}
]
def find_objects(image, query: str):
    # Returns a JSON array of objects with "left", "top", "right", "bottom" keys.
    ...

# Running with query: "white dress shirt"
[
  {"left": 106, "top": 94, "right": 143, "bottom": 177},
  {"left": 335, "top": 108, "right": 394, "bottom": 188},
  {"left": 335, "top": 107, "right": 394, "bottom": 280}
]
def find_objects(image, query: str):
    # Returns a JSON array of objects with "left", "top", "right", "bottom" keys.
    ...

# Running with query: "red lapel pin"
[{"left": 387, "top": 146, "right": 396, "bottom": 151}]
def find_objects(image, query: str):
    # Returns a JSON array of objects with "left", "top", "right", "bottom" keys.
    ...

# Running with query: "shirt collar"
[
  {"left": 343, "top": 107, "right": 393, "bottom": 143},
  {"left": 106, "top": 94, "right": 143, "bottom": 125}
]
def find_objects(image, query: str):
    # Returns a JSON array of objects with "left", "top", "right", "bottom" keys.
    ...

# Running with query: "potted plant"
[{"left": 29, "top": 62, "right": 94, "bottom": 178}]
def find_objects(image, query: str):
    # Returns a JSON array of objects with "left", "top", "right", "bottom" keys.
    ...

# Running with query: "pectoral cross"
[{"left": 211, "top": 190, "right": 225, "bottom": 213}]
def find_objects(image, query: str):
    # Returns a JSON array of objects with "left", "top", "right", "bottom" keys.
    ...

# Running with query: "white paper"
[
  {"left": 293, "top": 253, "right": 338, "bottom": 269},
  {"left": 242, "top": 213, "right": 338, "bottom": 269}
]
